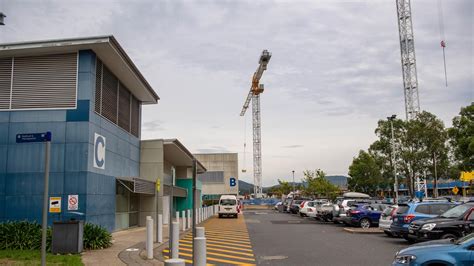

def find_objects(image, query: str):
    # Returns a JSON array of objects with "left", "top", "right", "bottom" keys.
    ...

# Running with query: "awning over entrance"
[
  {"left": 117, "top": 177, "right": 155, "bottom": 195},
  {"left": 163, "top": 184, "right": 188, "bottom": 198},
  {"left": 163, "top": 139, "right": 206, "bottom": 174}
]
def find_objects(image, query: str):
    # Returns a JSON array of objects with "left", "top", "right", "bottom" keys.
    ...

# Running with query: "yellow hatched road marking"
[
  {"left": 183, "top": 235, "right": 252, "bottom": 244},
  {"left": 165, "top": 246, "right": 254, "bottom": 257},
  {"left": 177, "top": 241, "right": 254, "bottom": 252},
  {"left": 163, "top": 248, "right": 255, "bottom": 261},
  {"left": 205, "top": 232, "right": 251, "bottom": 238},
  {"left": 179, "top": 238, "right": 252, "bottom": 248},
  {"left": 163, "top": 255, "right": 215, "bottom": 266},
  {"left": 181, "top": 237, "right": 252, "bottom": 247}
]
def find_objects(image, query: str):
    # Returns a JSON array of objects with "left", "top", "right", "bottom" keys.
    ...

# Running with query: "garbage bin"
[{"left": 52, "top": 220, "right": 84, "bottom": 254}]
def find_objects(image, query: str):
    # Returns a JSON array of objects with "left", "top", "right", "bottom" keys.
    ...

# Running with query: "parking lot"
[{"left": 244, "top": 209, "right": 409, "bottom": 266}]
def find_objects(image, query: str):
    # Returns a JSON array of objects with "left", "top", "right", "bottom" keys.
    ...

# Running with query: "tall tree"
[
  {"left": 302, "top": 169, "right": 339, "bottom": 199},
  {"left": 448, "top": 103, "right": 474, "bottom": 171},
  {"left": 348, "top": 150, "right": 382, "bottom": 195}
]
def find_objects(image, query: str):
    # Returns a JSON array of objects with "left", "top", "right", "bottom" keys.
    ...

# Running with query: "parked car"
[
  {"left": 392, "top": 233, "right": 474, "bottom": 266},
  {"left": 218, "top": 195, "right": 238, "bottom": 218},
  {"left": 274, "top": 201, "right": 282, "bottom": 211},
  {"left": 299, "top": 201, "right": 315, "bottom": 217},
  {"left": 406, "top": 202, "right": 474, "bottom": 243},
  {"left": 379, "top": 205, "right": 398, "bottom": 237},
  {"left": 313, "top": 202, "right": 334, "bottom": 221},
  {"left": 282, "top": 197, "right": 293, "bottom": 212},
  {"left": 289, "top": 199, "right": 305, "bottom": 214},
  {"left": 390, "top": 200, "right": 456, "bottom": 240},
  {"left": 345, "top": 203, "right": 388, "bottom": 228},
  {"left": 332, "top": 199, "right": 371, "bottom": 224}
]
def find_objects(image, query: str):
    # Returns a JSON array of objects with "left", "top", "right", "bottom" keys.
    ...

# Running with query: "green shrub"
[
  {"left": 0, "top": 221, "right": 111, "bottom": 251},
  {"left": 83, "top": 223, "right": 112, "bottom": 250},
  {"left": 0, "top": 221, "right": 51, "bottom": 251}
]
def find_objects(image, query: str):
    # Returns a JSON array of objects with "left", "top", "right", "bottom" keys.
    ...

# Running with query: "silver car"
[{"left": 378, "top": 205, "right": 398, "bottom": 237}]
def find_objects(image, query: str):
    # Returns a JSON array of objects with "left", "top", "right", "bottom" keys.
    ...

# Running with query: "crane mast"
[
  {"left": 396, "top": 0, "right": 420, "bottom": 120},
  {"left": 240, "top": 50, "right": 271, "bottom": 198}
]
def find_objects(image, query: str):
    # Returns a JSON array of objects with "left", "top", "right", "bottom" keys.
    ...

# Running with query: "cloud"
[
  {"left": 142, "top": 120, "right": 166, "bottom": 132},
  {"left": 281, "top": 145, "right": 304, "bottom": 149}
]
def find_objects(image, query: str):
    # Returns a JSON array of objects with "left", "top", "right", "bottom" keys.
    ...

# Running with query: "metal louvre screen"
[
  {"left": 95, "top": 58, "right": 141, "bottom": 137},
  {"left": 118, "top": 85, "right": 131, "bottom": 131},
  {"left": 101, "top": 66, "right": 118, "bottom": 123},
  {"left": 94, "top": 60, "right": 102, "bottom": 113},
  {"left": 198, "top": 171, "right": 225, "bottom": 184},
  {"left": 0, "top": 58, "right": 12, "bottom": 109},
  {"left": 130, "top": 96, "right": 140, "bottom": 137},
  {"left": 11, "top": 53, "right": 77, "bottom": 109}
]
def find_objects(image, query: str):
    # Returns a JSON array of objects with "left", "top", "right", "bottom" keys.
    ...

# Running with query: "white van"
[{"left": 218, "top": 195, "right": 238, "bottom": 218}]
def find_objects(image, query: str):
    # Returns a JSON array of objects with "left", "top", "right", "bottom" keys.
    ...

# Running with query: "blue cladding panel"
[
  {"left": 65, "top": 143, "right": 88, "bottom": 172},
  {"left": 66, "top": 122, "right": 89, "bottom": 143},
  {"left": 78, "top": 50, "right": 96, "bottom": 74},
  {"left": 87, "top": 172, "right": 115, "bottom": 195},
  {"left": 0, "top": 123, "right": 8, "bottom": 144},
  {"left": 64, "top": 172, "right": 87, "bottom": 194},
  {"left": 7, "top": 144, "right": 65, "bottom": 173},
  {"left": 66, "top": 100, "right": 90, "bottom": 121},
  {"left": 10, "top": 110, "right": 66, "bottom": 123},
  {"left": 0, "top": 145, "right": 6, "bottom": 173},
  {"left": 87, "top": 214, "right": 114, "bottom": 232},
  {"left": 0, "top": 113, "right": 9, "bottom": 123},
  {"left": 86, "top": 194, "right": 115, "bottom": 216},
  {"left": 4, "top": 172, "right": 63, "bottom": 196}
]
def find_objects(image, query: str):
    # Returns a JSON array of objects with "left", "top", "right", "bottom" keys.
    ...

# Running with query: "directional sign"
[
  {"left": 156, "top": 178, "right": 161, "bottom": 192},
  {"left": 49, "top": 197, "right": 61, "bottom": 213},
  {"left": 16, "top": 132, "right": 51, "bottom": 143},
  {"left": 68, "top": 195, "right": 78, "bottom": 211},
  {"left": 452, "top": 186, "right": 459, "bottom": 195}
]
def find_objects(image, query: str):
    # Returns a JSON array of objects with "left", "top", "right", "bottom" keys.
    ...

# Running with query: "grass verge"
[{"left": 0, "top": 250, "right": 82, "bottom": 265}]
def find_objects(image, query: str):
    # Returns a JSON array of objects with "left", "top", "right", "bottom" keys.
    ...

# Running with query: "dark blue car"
[
  {"left": 393, "top": 233, "right": 474, "bottom": 265},
  {"left": 390, "top": 200, "right": 456, "bottom": 240},
  {"left": 346, "top": 203, "right": 388, "bottom": 228}
]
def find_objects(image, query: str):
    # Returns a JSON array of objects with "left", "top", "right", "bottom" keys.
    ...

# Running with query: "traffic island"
[{"left": 343, "top": 227, "right": 384, "bottom": 234}]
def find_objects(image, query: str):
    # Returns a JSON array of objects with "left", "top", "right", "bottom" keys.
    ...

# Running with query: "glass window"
[
  {"left": 415, "top": 205, "right": 430, "bottom": 214},
  {"left": 440, "top": 204, "right": 471, "bottom": 218},
  {"left": 430, "top": 204, "right": 453, "bottom": 215},
  {"left": 220, "top": 199, "right": 237, "bottom": 206},
  {"left": 467, "top": 210, "right": 474, "bottom": 221},
  {"left": 397, "top": 205, "right": 410, "bottom": 214}
]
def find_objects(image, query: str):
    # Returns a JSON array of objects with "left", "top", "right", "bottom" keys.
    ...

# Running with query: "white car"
[
  {"left": 218, "top": 195, "right": 238, "bottom": 218},
  {"left": 378, "top": 205, "right": 398, "bottom": 236},
  {"left": 299, "top": 201, "right": 317, "bottom": 217}
]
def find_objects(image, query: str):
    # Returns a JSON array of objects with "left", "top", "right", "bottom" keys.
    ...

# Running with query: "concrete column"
[
  {"left": 176, "top": 211, "right": 180, "bottom": 224},
  {"left": 158, "top": 214, "right": 163, "bottom": 243},
  {"left": 194, "top": 227, "right": 206, "bottom": 266},
  {"left": 195, "top": 208, "right": 198, "bottom": 224},
  {"left": 182, "top": 210, "right": 186, "bottom": 231},
  {"left": 165, "top": 259, "right": 185, "bottom": 266},
  {"left": 187, "top": 209, "right": 191, "bottom": 229},
  {"left": 171, "top": 221, "right": 180, "bottom": 259},
  {"left": 146, "top": 216, "right": 153, "bottom": 259}
]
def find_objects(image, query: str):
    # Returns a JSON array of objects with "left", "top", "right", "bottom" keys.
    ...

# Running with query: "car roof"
[{"left": 220, "top": 195, "right": 237, "bottom": 199}]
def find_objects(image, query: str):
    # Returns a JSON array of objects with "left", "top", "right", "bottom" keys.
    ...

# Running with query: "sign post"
[
  {"left": 169, "top": 167, "right": 175, "bottom": 253},
  {"left": 192, "top": 159, "right": 197, "bottom": 262},
  {"left": 16, "top": 132, "right": 51, "bottom": 266}
]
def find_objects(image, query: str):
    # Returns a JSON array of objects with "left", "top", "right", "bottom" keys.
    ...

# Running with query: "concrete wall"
[
  {"left": 0, "top": 50, "right": 141, "bottom": 232},
  {"left": 194, "top": 153, "right": 239, "bottom": 196}
]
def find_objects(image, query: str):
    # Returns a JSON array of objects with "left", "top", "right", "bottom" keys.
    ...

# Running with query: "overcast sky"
[{"left": 1, "top": 0, "right": 472, "bottom": 186}]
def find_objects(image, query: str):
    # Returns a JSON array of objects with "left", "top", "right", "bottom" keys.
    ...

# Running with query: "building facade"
[
  {"left": 0, "top": 36, "right": 166, "bottom": 232},
  {"left": 194, "top": 153, "right": 239, "bottom": 200}
]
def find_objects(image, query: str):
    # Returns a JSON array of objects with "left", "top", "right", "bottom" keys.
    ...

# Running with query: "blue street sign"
[
  {"left": 16, "top": 132, "right": 52, "bottom": 143},
  {"left": 230, "top": 177, "right": 236, "bottom": 187}
]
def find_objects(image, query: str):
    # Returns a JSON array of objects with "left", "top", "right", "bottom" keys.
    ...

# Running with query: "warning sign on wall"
[
  {"left": 68, "top": 195, "right": 79, "bottom": 211},
  {"left": 49, "top": 197, "right": 61, "bottom": 213}
]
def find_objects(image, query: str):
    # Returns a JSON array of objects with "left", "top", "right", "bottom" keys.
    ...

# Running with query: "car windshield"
[
  {"left": 220, "top": 199, "right": 236, "bottom": 206},
  {"left": 440, "top": 204, "right": 472, "bottom": 218},
  {"left": 382, "top": 207, "right": 394, "bottom": 216}
]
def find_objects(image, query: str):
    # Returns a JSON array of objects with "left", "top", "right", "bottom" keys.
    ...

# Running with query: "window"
[
  {"left": 95, "top": 58, "right": 140, "bottom": 137},
  {"left": 415, "top": 205, "right": 429, "bottom": 214},
  {"left": 397, "top": 205, "right": 410, "bottom": 214},
  {"left": 0, "top": 53, "right": 77, "bottom": 110},
  {"left": 467, "top": 210, "right": 474, "bottom": 221},
  {"left": 430, "top": 204, "right": 453, "bottom": 215}
]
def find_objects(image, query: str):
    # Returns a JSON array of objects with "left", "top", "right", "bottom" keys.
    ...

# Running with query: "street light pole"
[
  {"left": 292, "top": 170, "right": 295, "bottom": 198},
  {"left": 388, "top": 115, "right": 399, "bottom": 204}
]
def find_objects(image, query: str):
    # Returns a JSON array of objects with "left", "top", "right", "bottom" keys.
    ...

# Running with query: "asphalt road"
[{"left": 244, "top": 210, "right": 410, "bottom": 266}]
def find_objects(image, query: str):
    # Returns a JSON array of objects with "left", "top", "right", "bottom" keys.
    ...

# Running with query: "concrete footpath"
[{"left": 82, "top": 224, "right": 170, "bottom": 266}]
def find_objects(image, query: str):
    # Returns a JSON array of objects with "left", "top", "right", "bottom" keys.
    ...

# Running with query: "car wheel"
[
  {"left": 218, "top": 214, "right": 222, "bottom": 218},
  {"left": 384, "top": 231, "right": 393, "bottom": 237},
  {"left": 441, "top": 233, "right": 457, "bottom": 240},
  {"left": 359, "top": 218, "right": 371, "bottom": 229}
]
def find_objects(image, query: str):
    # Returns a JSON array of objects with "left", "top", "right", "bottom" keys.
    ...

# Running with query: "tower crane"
[{"left": 240, "top": 50, "right": 271, "bottom": 198}]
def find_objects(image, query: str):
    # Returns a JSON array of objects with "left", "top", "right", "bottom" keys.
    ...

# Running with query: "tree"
[
  {"left": 448, "top": 103, "right": 474, "bottom": 171},
  {"left": 302, "top": 169, "right": 340, "bottom": 200},
  {"left": 268, "top": 179, "right": 293, "bottom": 197},
  {"left": 348, "top": 150, "right": 382, "bottom": 195}
]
